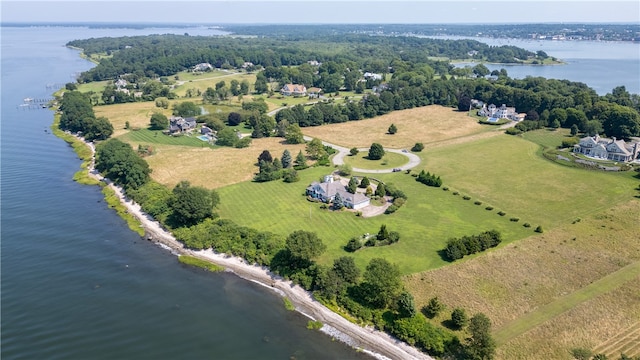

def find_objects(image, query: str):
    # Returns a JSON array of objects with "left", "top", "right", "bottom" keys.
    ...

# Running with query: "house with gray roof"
[
  {"left": 573, "top": 134, "right": 640, "bottom": 162},
  {"left": 306, "top": 175, "right": 370, "bottom": 210},
  {"left": 168, "top": 116, "right": 197, "bottom": 135}
]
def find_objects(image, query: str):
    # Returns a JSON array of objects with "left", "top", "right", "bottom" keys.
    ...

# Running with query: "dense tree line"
[
  {"left": 274, "top": 76, "right": 639, "bottom": 140},
  {"left": 59, "top": 91, "right": 113, "bottom": 141},
  {"left": 95, "top": 138, "right": 150, "bottom": 189},
  {"left": 444, "top": 230, "right": 502, "bottom": 261},
  {"left": 68, "top": 33, "right": 546, "bottom": 82}
]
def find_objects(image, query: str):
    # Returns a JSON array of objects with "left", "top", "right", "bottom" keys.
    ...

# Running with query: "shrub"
[
  {"left": 560, "top": 137, "right": 580, "bottom": 148},
  {"left": 442, "top": 186, "right": 449, "bottom": 191},
  {"left": 385, "top": 205, "right": 398, "bottom": 214},
  {"left": 345, "top": 237, "right": 362, "bottom": 252},
  {"left": 452, "top": 191, "right": 459, "bottom": 195},
  {"left": 535, "top": 225, "right": 544, "bottom": 233},
  {"left": 505, "top": 127, "right": 522, "bottom": 135},
  {"left": 393, "top": 197, "right": 406, "bottom": 207},
  {"left": 498, "top": 211, "right": 506, "bottom": 216},
  {"left": 411, "top": 142, "right": 424, "bottom": 152},
  {"left": 462, "top": 195, "right": 471, "bottom": 200},
  {"left": 570, "top": 348, "right": 592, "bottom": 360},
  {"left": 510, "top": 217, "right": 520, "bottom": 222},
  {"left": 485, "top": 206, "right": 494, "bottom": 210},
  {"left": 474, "top": 201, "right": 482, "bottom": 205},
  {"left": 307, "top": 320, "right": 323, "bottom": 330},
  {"left": 523, "top": 223, "right": 531, "bottom": 228}
]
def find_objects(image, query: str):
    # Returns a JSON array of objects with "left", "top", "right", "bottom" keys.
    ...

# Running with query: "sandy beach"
[{"left": 84, "top": 138, "right": 432, "bottom": 360}]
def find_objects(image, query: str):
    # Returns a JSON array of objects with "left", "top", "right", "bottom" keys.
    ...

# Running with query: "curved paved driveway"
[{"left": 304, "top": 136, "right": 421, "bottom": 174}]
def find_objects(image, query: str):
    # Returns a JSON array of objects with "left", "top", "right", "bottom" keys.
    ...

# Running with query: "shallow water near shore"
[{"left": 1, "top": 26, "right": 370, "bottom": 360}]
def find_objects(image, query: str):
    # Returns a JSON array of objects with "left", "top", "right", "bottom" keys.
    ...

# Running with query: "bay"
[
  {"left": 0, "top": 26, "right": 369, "bottom": 360},
  {"left": 437, "top": 35, "right": 640, "bottom": 95}
]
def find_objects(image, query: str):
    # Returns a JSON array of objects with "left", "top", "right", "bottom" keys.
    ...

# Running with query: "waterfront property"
[
  {"left": 573, "top": 134, "right": 640, "bottom": 162},
  {"left": 306, "top": 175, "right": 371, "bottom": 210}
]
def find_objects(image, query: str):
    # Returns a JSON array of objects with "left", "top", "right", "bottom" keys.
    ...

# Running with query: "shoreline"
[{"left": 81, "top": 137, "right": 433, "bottom": 360}]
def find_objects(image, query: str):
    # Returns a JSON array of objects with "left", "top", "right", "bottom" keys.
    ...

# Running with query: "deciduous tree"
[
  {"left": 362, "top": 258, "right": 402, "bottom": 308},
  {"left": 149, "top": 113, "right": 168, "bottom": 130}
]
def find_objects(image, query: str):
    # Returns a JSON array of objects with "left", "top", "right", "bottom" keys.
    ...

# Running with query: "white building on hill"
[{"left": 306, "top": 175, "right": 370, "bottom": 210}]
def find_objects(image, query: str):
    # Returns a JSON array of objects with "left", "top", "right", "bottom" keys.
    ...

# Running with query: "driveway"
[{"left": 303, "top": 136, "right": 421, "bottom": 174}]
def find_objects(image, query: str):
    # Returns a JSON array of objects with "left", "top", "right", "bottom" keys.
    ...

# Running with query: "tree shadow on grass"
[{"left": 437, "top": 249, "right": 454, "bottom": 263}]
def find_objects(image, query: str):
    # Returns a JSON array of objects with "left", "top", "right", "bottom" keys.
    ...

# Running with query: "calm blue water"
[
  {"left": 440, "top": 36, "right": 640, "bottom": 95},
  {"left": 1, "top": 26, "right": 369, "bottom": 360},
  {"left": 2, "top": 26, "right": 638, "bottom": 360}
]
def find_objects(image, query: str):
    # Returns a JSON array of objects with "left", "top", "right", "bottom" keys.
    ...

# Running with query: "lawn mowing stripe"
[
  {"left": 594, "top": 321, "right": 640, "bottom": 355},
  {"left": 493, "top": 261, "right": 640, "bottom": 345}
]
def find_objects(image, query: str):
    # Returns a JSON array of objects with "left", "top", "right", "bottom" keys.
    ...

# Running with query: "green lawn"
[
  {"left": 421, "top": 133, "right": 638, "bottom": 228},
  {"left": 520, "top": 128, "right": 572, "bottom": 149},
  {"left": 343, "top": 151, "right": 408, "bottom": 170},
  {"left": 216, "top": 166, "right": 532, "bottom": 274},
  {"left": 77, "top": 80, "right": 109, "bottom": 94},
  {"left": 119, "top": 129, "right": 215, "bottom": 148}
]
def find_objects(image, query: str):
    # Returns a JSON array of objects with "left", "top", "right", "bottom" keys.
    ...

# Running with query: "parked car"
[{"left": 392, "top": 168, "right": 401, "bottom": 172}]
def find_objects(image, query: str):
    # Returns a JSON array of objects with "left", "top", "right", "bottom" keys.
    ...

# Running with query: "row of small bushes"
[{"left": 444, "top": 185, "right": 545, "bottom": 234}]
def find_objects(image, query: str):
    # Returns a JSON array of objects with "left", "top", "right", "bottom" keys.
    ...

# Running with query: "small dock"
[{"left": 17, "top": 97, "right": 54, "bottom": 110}]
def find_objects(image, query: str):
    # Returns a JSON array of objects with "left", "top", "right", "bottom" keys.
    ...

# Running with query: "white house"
[
  {"left": 193, "top": 63, "right": 213, "bottom": 72},
  {"left": 306, "top": 175, "right": 370, "bottom": 210},
  {"left": 573, "top": 134, "right": 640, "bottom": 162},
  {"left": 478, "top": 103, "right": 526, "bottom": 121},
  {"left": 363, "top": 72, "right": 383, "bottom": 81}
]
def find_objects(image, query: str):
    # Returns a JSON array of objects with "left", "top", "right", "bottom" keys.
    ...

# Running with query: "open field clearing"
[
  {"left": 94, "top": 102, "right": 173, "bottom": 136},
  {"left": 405, "top": 199, "right": 640, "bottom": 359},
  {"left": 300, "top": 105, "right": 490, "bottom": 149},
  {"left": 421, "top": 134, "right": 638, "bottom": 228},
  {"left": 76, "top": 80, "right": 109, "bottom": 94},
  {"left": 119, "top": 129, "right": 211, "bottom": 147},
  {"left": 594, "top": 321, "right": 640, "bottom": 359},
  {"left": 142, "top": 137, "right": 307, "bottom": 190},
  {"left": 172, "top": 72, "right": 256, "bottom": 98},
  {"left": 496, "top": 278, "right": 640, "bottom": 360},
  {"left": 217, "top": 167, "right": 533, "bottom": 274}
]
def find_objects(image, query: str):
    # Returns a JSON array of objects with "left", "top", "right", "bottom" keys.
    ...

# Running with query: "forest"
[{"left": 69, "top": 33, "right": 549, "bottom": 82}]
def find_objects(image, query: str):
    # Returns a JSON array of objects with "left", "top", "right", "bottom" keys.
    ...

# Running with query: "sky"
[{"left": 1, "top": 1, "right": 639, "bottom": 24}]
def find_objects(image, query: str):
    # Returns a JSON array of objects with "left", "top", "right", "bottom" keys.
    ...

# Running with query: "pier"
[{"left": 17, "top": 97, "right": 54, "bottom": 110}]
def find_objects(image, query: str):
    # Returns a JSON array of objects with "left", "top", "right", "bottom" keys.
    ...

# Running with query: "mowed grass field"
[
  {"left": 172, "top": 71, "right": 257, "bottom": 98},
  {"left": 343, "top": 151, "right": 409, "bottom": 170},
  {"left": 405, "top": 199, "right": 640, "bottom": 360},
  {"left": 420, "top": 133, "right": 638, "bottom": 228},
  {"left": 96, "top": 99, "right": 639, "bottom": 358},
  {"left": 217, "top": 165, "right": 534, "bottom": 274},
  {"left": 300, "top": 105, "right": 491, "bottom": 149}
]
